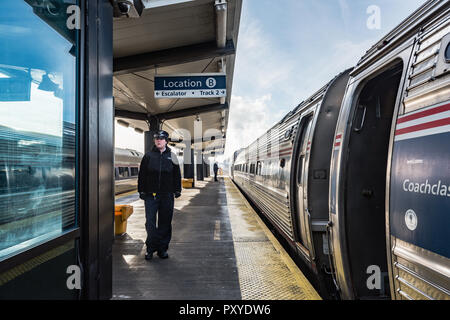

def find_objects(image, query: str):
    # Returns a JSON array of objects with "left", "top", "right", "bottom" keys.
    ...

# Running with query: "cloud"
[
  {"left": 225, "top": 5, "right": 374, "bottom": 160},
  {"left": 234, "top": 17, "right": 296, "bottom": 98},
  {"left": 224, "top": 0, "right": 425, "bottom": 161},
  {"left": 303, "top": 38, "right": 375, "bottom": 87},
  {"left": 337, "top": 0, "right": 351, "bottom": 34},
  {"left": 224, "top": 94, "right": 285, "bottom": 158}
]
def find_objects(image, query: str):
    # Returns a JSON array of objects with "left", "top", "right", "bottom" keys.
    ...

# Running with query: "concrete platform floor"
[{"left": 112, "top": 176, "right": 321, "bottom": 300}]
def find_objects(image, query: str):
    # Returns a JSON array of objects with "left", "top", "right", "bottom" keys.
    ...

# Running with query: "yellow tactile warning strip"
[
  {"left": 0, "top": 241, "right": 74, "bottom": 285},
  {"left": 224, "top": 178, "right": 321, "bottom": 300},
  {"left": 115, "top": 190, "right": 139, "bottom": 200}
]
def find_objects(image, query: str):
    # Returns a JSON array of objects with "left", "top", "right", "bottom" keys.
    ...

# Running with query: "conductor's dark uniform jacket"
[
  {"left": 137, "top": 145, "right": 181, "bottom": 253},
  {"left": 138, "top": 145, "right": 181, "bottom": 195}
]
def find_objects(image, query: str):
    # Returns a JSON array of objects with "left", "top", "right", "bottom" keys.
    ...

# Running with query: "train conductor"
[{"left": 138, "top": 130, "right": 182, "bottom": 260}]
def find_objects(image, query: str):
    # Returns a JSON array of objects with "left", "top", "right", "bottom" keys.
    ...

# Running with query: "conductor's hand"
[
  {"left": 174, "top": 191, "right": 181, "bottom": 199},
  {"left": 139, "top": 192, "right": 146, "bottom": 200}
]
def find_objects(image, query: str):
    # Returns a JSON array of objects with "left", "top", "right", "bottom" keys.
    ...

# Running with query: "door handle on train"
[
  {"left": 354, "top": 105, "right": 367, "bottom": 133},
  {"left": 326, "top": 221, "right": 339, "bottom": 291}
]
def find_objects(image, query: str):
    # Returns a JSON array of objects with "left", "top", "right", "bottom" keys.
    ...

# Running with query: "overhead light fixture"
[
  {"left": 214, "top": 0, "right": 227, "bottom": 48},
  {"left": 218, "top": 58, "right": 226, "bottom": 73},
  {"left": 117, "top": 119, "right": 129, "bottom": 128},
  {"left": 134, "top": 127, "right": 144, "bottom": 134}
]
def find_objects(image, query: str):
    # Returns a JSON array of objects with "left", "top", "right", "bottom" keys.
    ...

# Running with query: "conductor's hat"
[{"left": 153, "top": 130, "right": 169, "bottom": 141}]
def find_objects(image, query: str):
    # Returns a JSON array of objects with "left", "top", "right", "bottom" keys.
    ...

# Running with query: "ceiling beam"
[
  {"left": 115, "top": 102, "right": 229, "bottom": 121},
  {"left": 114, "top": 40, "right": 235, "bottom": 75},
  {"left": 159, "top": 102, "right": 228, "bottom": 120},
  {"left": 114, "top": 109, "right": 148, "bottom": 121}
]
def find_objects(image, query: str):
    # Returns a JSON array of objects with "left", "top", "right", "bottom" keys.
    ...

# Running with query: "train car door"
[
  {"left": 329, "top": 46, "right": 414, "bottom": 299},
  {"left": 387, "top": 18, "right": 450, "bottom": 300},
  {"left": 294, "top": 111, "right": 316, "bottom": 256}
]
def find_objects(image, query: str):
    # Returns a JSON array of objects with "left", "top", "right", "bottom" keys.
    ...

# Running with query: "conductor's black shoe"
[
  {"left": 157, "top": 251, "right": 169, "bottom": 259},
  {"left": 145, "top": 252, "right": 153, "bottom": 260}
]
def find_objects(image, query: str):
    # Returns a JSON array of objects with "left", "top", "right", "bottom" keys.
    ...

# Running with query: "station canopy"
[{"left": 113, "top": 0, "right": 242, "bottom": 155}]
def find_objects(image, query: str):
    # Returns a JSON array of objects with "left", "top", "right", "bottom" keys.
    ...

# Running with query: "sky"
[{"left": 115, "top": 0, "right": 427, "bottom": 157}]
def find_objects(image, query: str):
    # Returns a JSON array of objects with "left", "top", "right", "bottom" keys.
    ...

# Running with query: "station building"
[{"left": 0, "top": 0, "right": 242, "bottom": 299}]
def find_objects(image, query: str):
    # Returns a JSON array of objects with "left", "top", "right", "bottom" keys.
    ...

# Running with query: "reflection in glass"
[{"left": 0, "top": 0, "right": 78, "bottom": 260}]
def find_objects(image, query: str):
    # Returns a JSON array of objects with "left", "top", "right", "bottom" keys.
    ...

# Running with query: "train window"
[
  {"left": 297, "top": 116, "right": 314, "bottom": 184},
  {"left": 0, "top": 0, "right": 80, "bottom": 260},
  {"left": 0, "top": 169, "right": 6, "bottom": 193},
  {"left": 445, "top": 42, "right": 450, "bottom": 62},
  {"left": 130, "top": 167, "right": 139, "bottom": 176},
  {"left": 118, "top": 167, "right": 130, "bottom": 178},
  {"left": 280, "top": 158, "right": 285, "bottom": 168},
  {"left": 256, "top": 161, "right": 262, "bottom": 175}
]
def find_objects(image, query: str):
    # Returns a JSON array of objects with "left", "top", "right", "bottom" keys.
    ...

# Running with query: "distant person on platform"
[
  {"left": 138, "top": 130, "right": 181, "bottom": 261},
  {"left": 214, "top": 162, "right": 219, "bottom": 182}
]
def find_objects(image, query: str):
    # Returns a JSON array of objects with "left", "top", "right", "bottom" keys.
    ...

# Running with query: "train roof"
[
  {"left": 234, "top": 69, "right": 352, "bottom": 159},
  {"left": 115, "top": 147, "right": 144, "bottom": 158},
  {"left": 353, "top": 0, "right": 449, "bottom": 76}
]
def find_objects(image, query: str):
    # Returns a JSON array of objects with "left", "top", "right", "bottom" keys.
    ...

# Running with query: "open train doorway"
[
  {"left": 343, "top": 60, "right": 403, "bottom": 299},
  {"left": 294, "top": 114, "right": 315, "bottom": 253}
]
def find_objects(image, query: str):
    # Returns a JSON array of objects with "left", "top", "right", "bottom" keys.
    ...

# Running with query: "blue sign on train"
[
  {"left": 154, "top": 73, "right": 226, "bottom": 99},
  {"left": 390, "top": 101, "right": 450, "bottom": 258}
]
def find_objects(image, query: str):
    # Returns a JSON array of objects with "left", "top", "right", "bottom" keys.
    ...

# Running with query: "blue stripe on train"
[{"left": 390, "top": 131, "right": 450, "bottom": 258}]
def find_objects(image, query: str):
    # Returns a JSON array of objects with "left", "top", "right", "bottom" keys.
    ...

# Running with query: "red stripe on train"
[
  {"left": 395, "top": 117, "right": 450, "bottom": 136},
  {"left": 397, "top": 103, "right": 450, "bottom": 124}
]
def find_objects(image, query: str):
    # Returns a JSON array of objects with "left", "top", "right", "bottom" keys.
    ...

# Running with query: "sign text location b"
[{"left": 154, "top": 73, "right": 226, "bottom": 99}]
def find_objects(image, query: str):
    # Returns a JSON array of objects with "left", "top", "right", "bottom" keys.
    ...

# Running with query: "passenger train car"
[
  {"left": 232, "top": 0, "right": 449, "bottom": 300},
  {"left": 114, "top": 147, "right": 143, "bottom": 195}
]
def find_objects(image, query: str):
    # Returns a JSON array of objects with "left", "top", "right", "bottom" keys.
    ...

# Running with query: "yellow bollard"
[
  {"left": 114, "top": 205, "right": 134, "bottom": 235},
  {"left": 182, "top": 178, "right": 194, "bottom": 188}
]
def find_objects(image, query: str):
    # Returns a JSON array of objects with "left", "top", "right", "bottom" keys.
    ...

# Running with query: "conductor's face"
[{"left": 154, "top": 138, "right": 167, "bottom": 150}]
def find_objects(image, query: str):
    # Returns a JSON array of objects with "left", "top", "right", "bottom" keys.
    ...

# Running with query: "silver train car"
[
  {"left": 114, "top": 147, "right": 144, "bottom": 195},
  {"left": 231, "top": 0, "right": 449, "bottom": 300}
]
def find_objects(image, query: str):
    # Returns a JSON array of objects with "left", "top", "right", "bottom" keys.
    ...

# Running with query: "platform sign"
[{"left": 154, "top": 73, "right": 226, "bottom": 99}]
